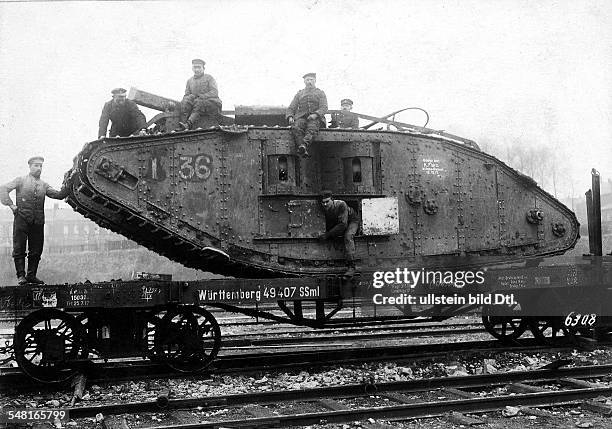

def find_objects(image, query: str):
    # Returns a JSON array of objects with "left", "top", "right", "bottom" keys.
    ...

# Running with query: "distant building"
[{"left": 0, "top": 204, "right": 133, "bottom": 255}]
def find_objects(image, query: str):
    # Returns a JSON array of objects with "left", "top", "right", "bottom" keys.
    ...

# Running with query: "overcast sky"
[{"left": 0, "top": 0, "right": 610, "bottom": 201}]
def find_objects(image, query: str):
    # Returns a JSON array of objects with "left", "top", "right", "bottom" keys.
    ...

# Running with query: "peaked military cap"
[
  {"left": 28, "top": 156, "right": 44, "bottom": 165},
  {"left": 341, "top": 99, "right": 353, "bottom": 105},
  {"left": 111, "top": 88, "right": 127, "bottom": 95},
  {"left": 320, "top": 190, "right": 333, "bottom": 200},
  {"left": 302, "top": 72, "right": 316, "bottom": 79},
  {"left": 192, "top": 58, "right": 206, "bottom": 66}
]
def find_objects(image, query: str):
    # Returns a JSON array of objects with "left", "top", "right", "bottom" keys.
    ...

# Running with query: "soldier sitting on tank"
[
  {"left": 0, "top": 157, "right": 70, "bottom": 285},
  {"left": 330, "top": 98, "right": 360, "bottom": 129},
  {"left": 98, "top": 88, "right": 147, "bottom": 139},
  {"left": 286, "top": 73, "right": 328, "bottom": 157},
  {"left": 178, "top": 59, "right": 223, "bottom": 130},
  {"left": 318, "top": 190, "right": 359, "bottom": 277}
]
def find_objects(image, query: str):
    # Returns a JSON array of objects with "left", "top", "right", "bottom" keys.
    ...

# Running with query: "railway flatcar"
[{"left": 0, "top": 92, "right": 608, "bottom": 383}]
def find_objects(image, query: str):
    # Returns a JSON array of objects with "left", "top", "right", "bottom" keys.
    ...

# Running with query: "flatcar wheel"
[
  {"left": 482, "top": 315, "right": 527, "bottom": 342},
  {"left": 13, "top": 309, "right": 84, "bottom": 383},
  {"left": 155, "top": 306, "right": 221, "bottom": 372},
  {"left": 529, "top": 317, "right": 569, "bottom": 345}
]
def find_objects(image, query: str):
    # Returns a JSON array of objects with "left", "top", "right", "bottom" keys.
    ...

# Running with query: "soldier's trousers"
[
  {"left": 292, "top": 118, "right": 321, "bottom": 148},
  {"left": 327, "top": 220, "right": 359, "bottom": 261},
  {"left": 12, "top": 214, "right": 44, "bottom": 264},
  {"left": 343, "top": 221, "right": 359, "bottom": 261},
  {"left": 181, "top": 96, "right": 221, "bottom": 126}
]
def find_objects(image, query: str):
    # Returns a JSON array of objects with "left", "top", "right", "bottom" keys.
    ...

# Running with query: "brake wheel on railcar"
[
  {"left": 154, "top": 306, "right": 221, "bottom": 372},
  {"left": 13, "top": 309, "right": 86, "bottom": 383}
]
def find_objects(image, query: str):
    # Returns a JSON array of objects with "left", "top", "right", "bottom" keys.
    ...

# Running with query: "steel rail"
[
  {"left": 0, "top": 338, "right": 586, "bottom": 391},
  {"left": 64, "top": 364, "right": 612, "bottom": 420}
]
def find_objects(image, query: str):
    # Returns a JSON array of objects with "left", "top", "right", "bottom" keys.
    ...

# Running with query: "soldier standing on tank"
[
  {"left": 98, "top": 88, "right": 147, "bottom": 139},
  {"left": 330, "top": 99, "right": 360, "bottom": 129},
  {"left": 178, "top": 59, "right": 223, "bottom": 130},
  {"left": 0, "top": 157, "right": 69, "bottom": 285},
  {"left": 286, "top": 73, "right": 328, "bottom": 157},
  {"left": 318, "top": 190, "right": 359, "bottom": 277}
]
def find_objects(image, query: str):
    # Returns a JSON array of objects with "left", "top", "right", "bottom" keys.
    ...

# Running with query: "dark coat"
[
  {"left": 0, "top": 175, "right": 68, "bottom": 224},
  {"left": 183, "top": 73, "right": 222, "bottom": 107},
  {"left": 330, "top": 111, "right": 360, "bottom": 129},
  {"left": 323, "top": 200, "right": 358, "bottom": 238},
  {"left": 286, "top": 87, "right": 328, "bottom": 121},
  {"left": 98, "top": 99, "right": 147, "bottom": 138}
]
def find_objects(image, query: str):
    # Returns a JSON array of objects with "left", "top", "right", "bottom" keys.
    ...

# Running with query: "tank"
[{"left": 65, "top": 89, "right": 579, "bottom": 278}]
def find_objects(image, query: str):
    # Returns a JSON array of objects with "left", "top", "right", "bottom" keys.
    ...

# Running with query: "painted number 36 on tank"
[{"left": 179, "top": 154, "right": 212, "bottom": 181}]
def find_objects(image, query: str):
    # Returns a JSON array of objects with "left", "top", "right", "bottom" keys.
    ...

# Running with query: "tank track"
[{"left": 65, "top": 138, "right": 290, "bottom": 278}]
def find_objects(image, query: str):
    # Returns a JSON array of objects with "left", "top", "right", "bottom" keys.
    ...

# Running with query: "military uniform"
[
  {"left": 98, "top": 99, "right": 147, "bottom": 138},
  {"left": 286, "top": 86, "right": 328, "bottom": 152},
  {"left": 330, "top": 111, "right": 360, "bottom": 129},
  {"left": 181, "top": 73, "right": 222, "bottom": 127},
  {"left": 0, "top": 174, "right": 68, "bottom": 283},
  {"left": 321, "top": 199, "right": 359, "bottom": 269}
]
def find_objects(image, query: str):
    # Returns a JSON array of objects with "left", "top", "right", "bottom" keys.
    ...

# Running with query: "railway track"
[
  {"left": 0, "top": 338, "right": 593, "bottom": 391},
  {"left": 43, "top": 364, "right": 612, "bottom": 428},
  {"left": 0, "top": 319, "right": 487, "bottom": 370}
]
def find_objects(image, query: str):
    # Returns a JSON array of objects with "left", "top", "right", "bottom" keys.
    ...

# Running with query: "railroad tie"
[
  {"left": 379, "top": 391, "right": 414, "bottom": 404},
  {"left": 317, "top": 398, "right": 350, "bottom": 411},
  {"left": 447, "top": 411, "right": 485, "bottom": 426},
  {"left": 506, "top": 382, "right": 548, "bottom": 394},
  {"left": 102, "top": 415, "right": 129, "bottom": 429},
  {"left": 519, "top": 406, "right": 553, "bottom": 417},
  {"left": 244, "top": 404, "right": 279, "bottom": 419},
  {"left": 582, "top": 400, "right": 612, "bottom": 416},
  {"left": 169, "top": 410, "right": 202, "bottom": 424},
  {"left": 442, "top": 387, "right": 477, "bottom": 398},
  {"left": 558, "top": 377, "right": 599, "bottom": 388}
]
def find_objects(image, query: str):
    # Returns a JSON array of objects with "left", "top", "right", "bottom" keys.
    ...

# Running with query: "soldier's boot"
[
  {"left": 14, "top": 258, "right": 27, "bottom": 285},
  {"left": 299, "top": 136, "right": 312, "bottom": 157},
  {"left": 177, "top": 120, "right": 192, "bottom": 131},
  {"left": 26, "top": 259, "right": 45, "bottom": 285},
  {"left": 343, "top": 260, "right": 356, "bottom": 278}
]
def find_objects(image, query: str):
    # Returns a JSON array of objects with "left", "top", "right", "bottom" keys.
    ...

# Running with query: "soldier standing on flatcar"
[
  {"left": 318, "top": 190, "right": 359, "bottom": 277},
  {"left": 178, "top": 59, "right": 223, "bottom": 130},
  {"left": 286, "top": 73, "right": 328, "bottom": 157},
  {"left": 98, "top": 88, "right": 147, "bottom": 139},
  {"left": 0, "top": 157, "right": 69, "bottom": 285},
  {"left": 330, "top": 98, "right": 360, "bottom": 129}
]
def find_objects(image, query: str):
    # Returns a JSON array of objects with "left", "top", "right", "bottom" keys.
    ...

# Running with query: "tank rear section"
[{"left": 65, "top": 126, "right": 579, "bottom": 277}]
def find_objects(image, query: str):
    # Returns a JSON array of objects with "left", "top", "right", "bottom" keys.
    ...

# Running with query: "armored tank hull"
[{"left": 65, "top": 121, "right": 579, "bottom": 278}]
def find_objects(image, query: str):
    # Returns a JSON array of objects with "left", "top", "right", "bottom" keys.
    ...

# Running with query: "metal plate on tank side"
[
  {"left": 462, "top": 159, "right": 501, "bottom": 251},
  {"left": 362, "top": 197, "right": 399, "bottom": 235},
  {"left": 416, "top": 143, "right": 459, "bottom": 255}
]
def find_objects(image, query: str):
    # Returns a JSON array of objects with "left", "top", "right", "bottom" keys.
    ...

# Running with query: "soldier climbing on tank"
[
  {"left": 318, "top": 190, "right": 359, "bottom": 277},
  {"left": 0, "top": 157, "right": 70, "bottom": 285},
  {"left": 98, "top": 88, "right": 147, "bottom": 139},
  {"left": 330, "top": 98, "right": 360, "bottom": 129},
  {"left": 178, "top": 59, "right": 223, "bottom": 130},
  {"left": 286, "top": 73, "right": 328, "bottom": 157}
]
